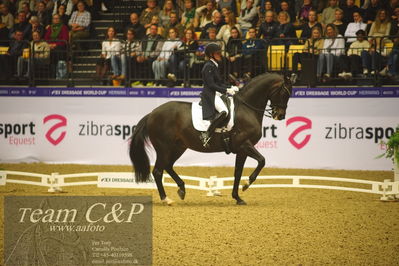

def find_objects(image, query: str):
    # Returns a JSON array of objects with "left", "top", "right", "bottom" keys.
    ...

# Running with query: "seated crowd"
[{"left": 0, "top": 0, "right": 398, "bottom": 85}]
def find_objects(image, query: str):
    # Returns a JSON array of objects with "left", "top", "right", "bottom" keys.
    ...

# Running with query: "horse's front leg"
[
  {"left": 232, "top": 153, "right": 247, "bottom": 205},
  {"left": 241, "top": 142, "right": 265, "bottom": 191}
]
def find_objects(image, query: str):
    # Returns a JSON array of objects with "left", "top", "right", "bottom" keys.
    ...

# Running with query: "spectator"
[
  {"left": 42, "top": 0, "right": 55, "bottom": 12},
  {"left": 297, "top": 0, "right": 314, "bottom": 23},
  {"left": 21, "top": 30, "right": 50, "bottom": 78},
  {"left": 364, "top": 0, "right": 382, "bottom": 25},
  {"left": 344, "top": 11, "right": 367, "bottom": 43},
  {"left": 242, "top": 0, "right": 260, "bottom": 11},
  {"left": 52, "top": 0, "right": 73, "bottom": 17},
  {"left": 44, "top": 14, "right": 69, "bottom": 79},
  {"left": 135, "top": 24, "right": 163, "bottom": 86},
  {"left": 123, "top": 28, "right": 140, "bottom": 84},
  {"left": 391, "top": 8, "right": 399, "bottom": 35},
  {"left": 152, "top": 27, "right": 182, "bottom": 86},
  {"left": 380, "top": 32, "right": 399, "bottom": 77},
  {"left": 218, "top": 0, "right": 237, "bottom": 16},
  {"left": 201, "top": 10, "right": 224, "bottom": 38},
  {"left": 10, "top": 12, "right": 31, "bottom": 39},
  {"left": 257, "top": 10, "right": 278, "bottom": 40},
  {"left": 277, "top": 1, "right": 295, "bottom": 23},
  {"left": 238, "top": 0, "right": 258, "bottom": 37},
  {"left": 257, "top": 1, "right": 275, "bottom": 27},
  {"left": 220, "top": 7, "right": 232, "bottom": 18},
  {"left": 35, "top": 1, "right": 52, "bottom": 28},
  {"left": 68, "top": 0, "right": 91, "bottom": 50},
  {"left": 292, "top": 26, "right": 324, "bottom": 74},
  {"left": 21, "top": 2, "right": 33, "bottom": 22},
  {"left": 332, "top": 8, "right": 348, "bottom": 36},
  {"left": 1, "top": 3, "right": 14, "bottom": 30},
  {"left": 338, "top": 29, "right": 370, "bottom": 78},
  {"left": 317, "top": 23, "right": 345, "bottom": 80},
  {"left": 194, "top": 0, "right": 216, "bottom": 29},
  {"left": 226, "top": 26, "right": 243, "bottom": 78},
  {"left": 217, "top": 11, "right": 241, "bottom": 43},
  {"left": 17, "top": 0, "right": 35, "bottom": 13},
  {"left": 29, "top": 16, "right": 45, "bottom": 38},
  {"left": 0, "top": 30, "right": 29, "bottom": 80},
  {"left": 167, "top": 28, "right": 199, "bottom": 84},
  {"left": 140, "top": 0, "right": 160, "bottom": 30},
  {"left": 368, "top": 9, "right": 391, "bottom": 50},
  {"left": 361, "top": 10, "right": 391, "bottom": 75},
  {"left": 242, "top": 27, "right": 265, "bottom": 78},
  {"left": 274, "top": 11, "right": 296, "bottom": 45},
  {"left": 164, "top": 11, "right": 185, "bottom": 39},
  {"left": 181, "top": 0, "right": 196, "bottom": 29},
  {"left": 56, "top": 4, "right": 69, "bottom": 25},
  {"left": 321, "top": 0, "right": 340, "bottom": 25},
  {"left": 300, "top": 9, "right": 322, "bottom": 40},
  {"left": 341, "top": 0, "right": 360, "bottom": 23},
  {"left": 387, "top": 0, "right": 399, "bottom": 21},
  {"left": 96, "top": 27, "right": 122, "bottom": 81},
  {"left": 159, "top": 0, "right": 175, "bottom": 27},
  {"left": 125, "top": 13, "right": 145, "bottom": 40},
  {"left": 145, "top": 15, "right": 165, "bottom": 36}
]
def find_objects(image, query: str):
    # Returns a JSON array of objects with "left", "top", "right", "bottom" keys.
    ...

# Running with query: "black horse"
[{"left": 129, "top": 73, "right": 292, "bottom": 205}]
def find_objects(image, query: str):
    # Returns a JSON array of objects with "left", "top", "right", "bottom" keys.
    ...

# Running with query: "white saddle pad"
[{"left": 191, "top": 97, "right": 235, "bottom": 132}]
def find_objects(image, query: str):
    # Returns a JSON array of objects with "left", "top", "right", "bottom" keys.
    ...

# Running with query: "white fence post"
[
  {"left": 47, "top": 172, "right": 62, "bottom": 193},
  {"left": 0, "top": 171, "right": 6, "bottom": 186}
]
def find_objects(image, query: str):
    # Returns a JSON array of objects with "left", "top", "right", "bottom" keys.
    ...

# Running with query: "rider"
[{"left": 200, "top": 43, "right": 238, "bottom": 146}]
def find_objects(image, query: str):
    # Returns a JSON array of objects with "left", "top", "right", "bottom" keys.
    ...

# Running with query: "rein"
[
  {"left": 236, "top": 95, "right": 273, "bottom": 118},
  {"left": 235, "top": 82, "right": 291, "bottom": 118}
]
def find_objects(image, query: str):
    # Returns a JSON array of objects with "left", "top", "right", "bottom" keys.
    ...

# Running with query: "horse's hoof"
[
  {"left": 162, "top": 197, "right": 174, "bottom": 206},
  {"left": 242, "top": 182, "right": 250, "bottom": 191},
  {"left": 177, "top": 188, "right": 186, "bottom": 200},
  {"left": 236, "top": 200, "right": 247, "bottom": 205}
]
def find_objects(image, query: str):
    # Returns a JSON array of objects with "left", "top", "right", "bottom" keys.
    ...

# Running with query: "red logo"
[
  {"left": 286, "top": 116, "right": 312, "bottom": 149},
  {"left": 43, "top": 114, "right": 67, "bottom": 146}
]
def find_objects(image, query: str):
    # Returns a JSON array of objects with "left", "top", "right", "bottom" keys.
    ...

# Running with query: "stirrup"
[{"left": 200, "top": 132, "right": 211, "bottom": 147}]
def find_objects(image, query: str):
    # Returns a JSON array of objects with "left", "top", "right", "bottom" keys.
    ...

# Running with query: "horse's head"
[{"left": 269, "top": 76, "right": 292, "bottom": 120}]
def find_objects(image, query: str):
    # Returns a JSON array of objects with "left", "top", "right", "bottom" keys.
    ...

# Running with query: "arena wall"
[{"left": 0, "top": 87, "right": 398, "bottom": 170}]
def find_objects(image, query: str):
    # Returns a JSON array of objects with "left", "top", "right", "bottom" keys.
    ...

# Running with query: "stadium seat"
[
  {"left": 295, "top": 30, "right": 302, "bottom": 39},
  {"left": 0, "top": 47, "right": 8, "bottom": 55},
  {"left": 287, "top": 45, "right": 305, "bottom": 70},
  {"left": 382, "top": 42, "right": 394, "bottom": 56},
  {"left": 195, "top": 31, "right": 201, "bottom": 39},
  {"left": 267, "top": 45, "right": 286, "bottom": 71}
]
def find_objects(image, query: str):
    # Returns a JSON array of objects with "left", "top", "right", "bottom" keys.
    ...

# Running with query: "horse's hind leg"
[
  {"left": 165, "top": 148, "right": 187, "bottom": 200},
  {"left": 152, "top": 160, "right": 173, "bottom": 205}
]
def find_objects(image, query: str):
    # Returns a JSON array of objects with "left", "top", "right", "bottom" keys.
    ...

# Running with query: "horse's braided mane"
[{"left": 239, "top": 72, "right": 283, "bottom": 94}]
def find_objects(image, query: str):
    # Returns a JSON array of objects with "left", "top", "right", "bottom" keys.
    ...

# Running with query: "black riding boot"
[{"left": 201, "top": 111, "right": 227, "bottom": 147}]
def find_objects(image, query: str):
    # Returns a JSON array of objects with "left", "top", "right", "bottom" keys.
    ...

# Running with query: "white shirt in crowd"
[
  {"left": 101, "top": 39, "right": 121, "bottom": 59},
  {"left": 345, "top": 22, "right": 367, "bottom": 43},
  {"left": 322, "top": 34, "right": 345, "bottom": 56},
  {"left": 157, "top": 39, "right": 182, "bottom": 60}
]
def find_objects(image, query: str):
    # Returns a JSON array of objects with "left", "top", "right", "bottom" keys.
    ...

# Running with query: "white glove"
[
  {"left": 226, "top": 88, "right": 236, "bottom": 95},
  {"left": 230, "top": 85, "right": 239, "bottom": 92}
]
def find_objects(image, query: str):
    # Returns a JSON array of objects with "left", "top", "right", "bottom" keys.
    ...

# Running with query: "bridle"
[{"left": 235, "top": 82, "right": 291, "bottom": 118}]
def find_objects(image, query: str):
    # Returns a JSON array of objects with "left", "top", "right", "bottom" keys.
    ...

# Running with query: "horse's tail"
[{"left": 129, "top": 114, "right": 151, "bottom": 183}]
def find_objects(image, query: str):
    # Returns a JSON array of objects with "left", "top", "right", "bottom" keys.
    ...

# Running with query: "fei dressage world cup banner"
[{"left": 0, "top": 87, "right": 398, "bottom": 170}]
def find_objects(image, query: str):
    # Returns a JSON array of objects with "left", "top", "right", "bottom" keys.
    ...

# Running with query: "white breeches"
[{"left": 214, "top": 92, "right": 228, "bottom": 113}]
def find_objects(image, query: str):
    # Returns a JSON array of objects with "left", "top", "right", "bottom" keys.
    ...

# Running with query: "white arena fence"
[{"left": 1, "top": 171, "right": 398, "bottom": 201}]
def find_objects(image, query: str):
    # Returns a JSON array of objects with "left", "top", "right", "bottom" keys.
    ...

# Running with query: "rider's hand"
[
  {"left": 230, "top": 86, "right": 239, "bottom": 92},
  {"left": 226, "top": 88, "right": 236, "bottom": 95}
]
